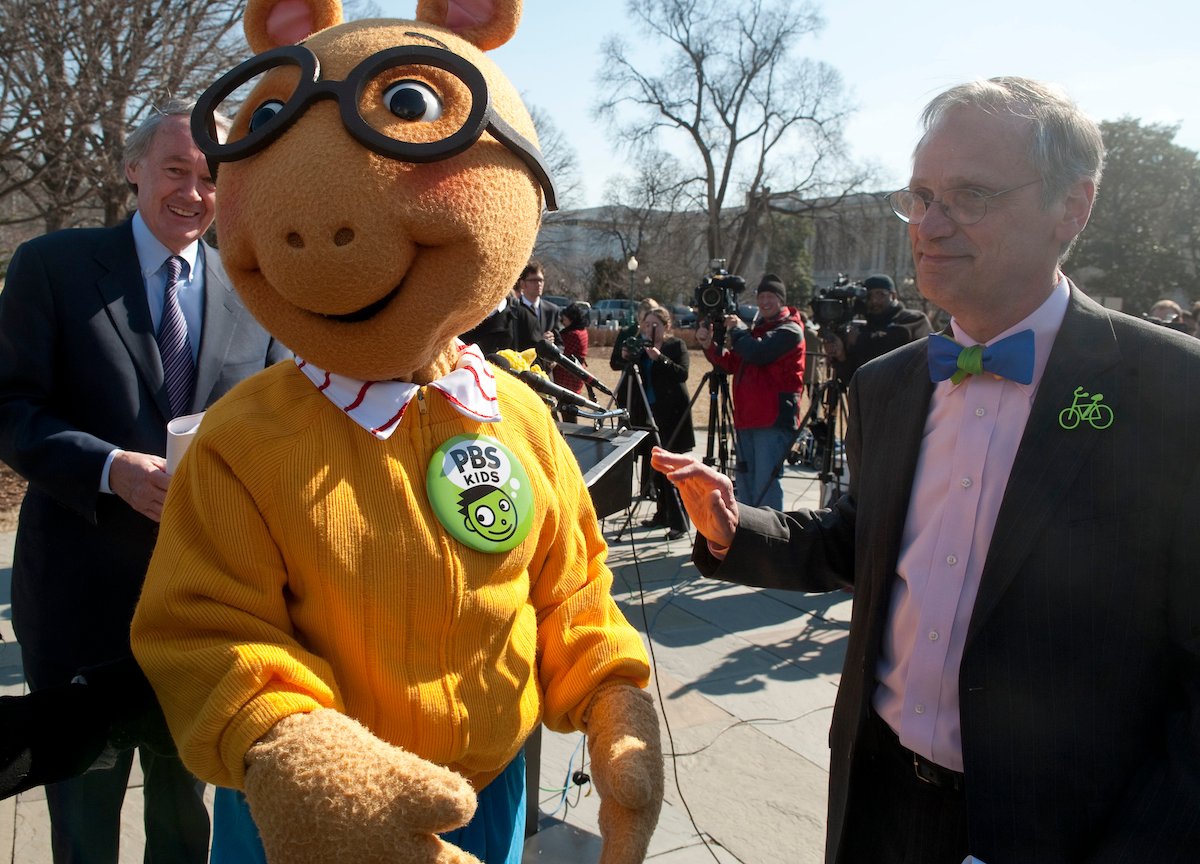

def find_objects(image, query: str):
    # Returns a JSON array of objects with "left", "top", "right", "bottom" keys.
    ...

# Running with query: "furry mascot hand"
[
  {"left": 585, "top": 685, "right": 665, "bottom": 864},
  {"left": 243, "top": 709, "right": 481, "bottom": 864}
]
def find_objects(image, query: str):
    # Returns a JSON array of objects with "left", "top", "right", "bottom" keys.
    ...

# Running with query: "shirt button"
[
  {"left": 946, "top": 554, "right": 958, "bottom": 566},
  {"left": 928, "top": 630, "right": 940, "bottom": 641},
  {"left": 960, "top": 477, "right": 972, "bottom": 488},
  {"left": 975, "top": 407, "right": 986, "bottom": 417},
  {"left": 914, "top": 703, "right": 926, "bottom": 715}
]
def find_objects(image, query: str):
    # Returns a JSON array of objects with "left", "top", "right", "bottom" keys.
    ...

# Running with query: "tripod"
[
  {"left": 679, "top": 365, "right": 737, "bottom": 478},
  {"left": 791, "top": 372, "right": 849, "bottom": 508},
  {"left": 611, "top": 356, "right": 687, "bottom": 539}
]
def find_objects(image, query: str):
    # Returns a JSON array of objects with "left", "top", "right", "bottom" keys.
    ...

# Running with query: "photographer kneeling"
[
  {"left": 824, "top": 274, "right": 931, "bottom": 383},
  {"left": 698, "top": 274, "right": 805, "bottom": 510}
]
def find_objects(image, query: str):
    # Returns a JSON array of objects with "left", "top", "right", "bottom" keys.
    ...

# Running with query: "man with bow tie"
[
  {"left": 0, "top": 100, "right": 288, "bottom": 863},
  {"left": 653, "top": 77, "right": 1200, "bottom": 863}
]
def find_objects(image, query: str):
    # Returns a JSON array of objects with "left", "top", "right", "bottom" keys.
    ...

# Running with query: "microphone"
[
  {"left": 533, "top": 340, "right": 614, "bottom": 397},
  {"left": 487, "top": 354, "right": 607, "bottom": 413}
]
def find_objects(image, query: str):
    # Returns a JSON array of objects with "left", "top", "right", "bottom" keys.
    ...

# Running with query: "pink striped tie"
[{"left": 159, "top": 256, "right": 196, "bottom": 418}]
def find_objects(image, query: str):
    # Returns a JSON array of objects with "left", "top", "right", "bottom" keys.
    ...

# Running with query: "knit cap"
[{"left": 756, "top": 273, "right": 786, "bottom": 301}]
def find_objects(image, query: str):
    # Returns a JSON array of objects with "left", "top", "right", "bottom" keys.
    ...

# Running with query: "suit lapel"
[
  {"left": 192, "top": 243, "right": 240, "bottom": 411},
  {"left": 966, "top": 289, "right": 1122, "bottom": 644},
  {"left": 872, "top": 346, "right": 934, "bottom": 560},
  {"left": 95, "top": 222, "right": 172, "bottom": 419},
  {"left": 858, "top": 344, "right": 934, "bottom": 659}
]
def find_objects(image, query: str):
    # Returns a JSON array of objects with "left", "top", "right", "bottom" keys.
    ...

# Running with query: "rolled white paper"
[{"left": 166, "top": 411, "right": 206, "bottom": 473}]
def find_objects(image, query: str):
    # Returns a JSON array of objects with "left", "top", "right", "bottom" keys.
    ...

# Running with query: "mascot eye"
[
  {"left": 498, "top": 498, "right": 512, "bottom": 512},
  {"left": 474, "top": 506, "right": 496, "bottom": 527},
  {"left": 248, "top": 100, "right": 285, "bottom": 133},
  {"left": 383, "top": 80, "right": 442, "bottom": 121}
]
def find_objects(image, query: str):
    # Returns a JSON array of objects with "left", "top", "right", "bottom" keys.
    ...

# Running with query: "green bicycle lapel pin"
[{"left": 1058, "top": 386, "right": 1114, "bottom": 430}]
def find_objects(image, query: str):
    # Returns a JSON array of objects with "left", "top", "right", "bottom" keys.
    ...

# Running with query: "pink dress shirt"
[{"left": 872, "top": 276, "right": 1070, "bottom": 771}]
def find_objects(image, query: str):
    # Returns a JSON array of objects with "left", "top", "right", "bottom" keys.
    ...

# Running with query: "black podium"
[{"left": 556, "top": 424, "right": 647, "bottom": 519}]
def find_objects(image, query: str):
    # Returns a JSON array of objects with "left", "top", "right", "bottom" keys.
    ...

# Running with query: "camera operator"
[
  {"left": 611, "top": 301, "right": 693, "bottom": 539},
  {"left": 1144, "top": 298, "right": 1192, "bottom": 334},
  {"left": 697, "top": 274, "right": 805, "bottom": 510},
  {"left": 822, "top": 274, "right": 931, "bottom": 383}
]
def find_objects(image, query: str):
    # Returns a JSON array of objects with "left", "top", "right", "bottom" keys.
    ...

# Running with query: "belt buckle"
[
  {"left": 912, "top": 753, "right": 961, "bottom": 791},
  {"left": 912, "top": 753, "right": 940, "bottom": 786}
]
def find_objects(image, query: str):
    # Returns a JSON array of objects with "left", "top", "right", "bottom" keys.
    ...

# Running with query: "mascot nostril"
[{"left": 132, "top": 1, "right": 664, "bottom": 863}]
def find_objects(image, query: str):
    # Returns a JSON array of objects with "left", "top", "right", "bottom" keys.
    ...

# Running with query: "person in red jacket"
[
  {"left": 697, "top": 273, "right": 805, "bottom": 509},
  {"left": 552, "top": 301, "right": 590, "bottom": 422}
]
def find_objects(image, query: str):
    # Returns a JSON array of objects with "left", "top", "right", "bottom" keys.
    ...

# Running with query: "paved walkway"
[{"left": 1, "top": 440, "right": 845, "bottom": 863}]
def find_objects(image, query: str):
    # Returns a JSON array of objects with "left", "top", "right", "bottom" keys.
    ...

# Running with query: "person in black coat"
[
  {"left": 0, "top": 102, "right": 288, "bottom": 863},
  {"left": 614, "top": 303, "right": 693, "bottom": 538},
  {"left": 511, "top": 260, "right": 561, "bottom": 350},
  {"left": 654, "top": 77, "right": 1200, "bottom": 864}
]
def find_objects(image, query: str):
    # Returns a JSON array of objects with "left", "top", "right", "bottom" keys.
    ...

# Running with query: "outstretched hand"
[{"left": 649, "top": 447, "right": 738, "bottom": 549}]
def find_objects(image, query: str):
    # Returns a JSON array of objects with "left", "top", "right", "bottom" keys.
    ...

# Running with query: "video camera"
[
  {"left": 694, "top": 258, "right": 746, "bottom": 323},
  {"left": 811, "top": 274, "right": 867, "bottom": 333},
  {"left": 620, "top": 334, "right": 653, "bottom": 355}
]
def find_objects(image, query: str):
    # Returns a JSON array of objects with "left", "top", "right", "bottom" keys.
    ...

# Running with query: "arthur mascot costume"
[{"left": 129, "top": 1, "right": 664, "bottom": 861}]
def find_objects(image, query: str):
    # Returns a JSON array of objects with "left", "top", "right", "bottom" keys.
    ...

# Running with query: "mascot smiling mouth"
[{"left": 320, "top": 282, "right": 402, "bottom": 323}]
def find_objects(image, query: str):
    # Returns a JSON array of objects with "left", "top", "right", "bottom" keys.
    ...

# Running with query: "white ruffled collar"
[{"left": 295, "top": 342, "right": 500, "bottom": 440}]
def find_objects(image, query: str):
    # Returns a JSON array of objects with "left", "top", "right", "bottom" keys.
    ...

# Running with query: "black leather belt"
[
  {"left": 911, "top": 750, "right": 964, "bottom": 792},
  {"left": 872, "top": 710, "right": 965, "bottom": 793}
]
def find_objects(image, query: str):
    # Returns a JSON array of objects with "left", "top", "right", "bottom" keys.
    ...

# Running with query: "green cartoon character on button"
[{"left": 460, "top": 484, "right": 518, "bottom": 542}]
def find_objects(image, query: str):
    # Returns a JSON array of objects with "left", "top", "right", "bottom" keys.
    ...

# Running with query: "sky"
[{"left": 378, "top": 0, "right": 1200, "bottom": 208}]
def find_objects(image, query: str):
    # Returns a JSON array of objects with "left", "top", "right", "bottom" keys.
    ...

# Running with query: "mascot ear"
[
  {"left": 415, "top": 0, "right": 521, "bottom": 51},
  {"left": 245, "top": 0, "right": 343, "bottom": 53}
]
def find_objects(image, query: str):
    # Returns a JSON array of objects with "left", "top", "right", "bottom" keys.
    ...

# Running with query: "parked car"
[
  {"left": 592, "top": 298, "right": 636, "bottom": 327},
  {"left": 671, "top": 304, "right": 697, "bottom": 328}
]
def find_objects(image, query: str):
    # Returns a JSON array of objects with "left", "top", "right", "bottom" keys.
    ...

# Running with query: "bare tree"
[
  {"left": 600, "top": 150, "right": 702, "bottom": 302},
  {"left": 528, "top": 105, "right": 582, "bottom": 210},
  {"left": 0, "top": 0, "right": 386, "bottom": 267},
  {"left": 0, "top": 0, "right": 248, "bottom": 237},
  {"left": 596, "top": 0, "right": 870, "bottom": 276}
]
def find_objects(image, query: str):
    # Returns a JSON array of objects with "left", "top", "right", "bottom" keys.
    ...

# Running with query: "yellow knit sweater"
[{"left": 131, "top": 362, "right": 649, "bottom": 789}]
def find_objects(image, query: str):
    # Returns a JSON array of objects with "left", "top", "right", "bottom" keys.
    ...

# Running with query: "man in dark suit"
[
  {"left": 653, "top": 77, "right": 1200, "bottom": 863},
  {"left": 512, "top": 260, "right": 561, "bottom": 350},
  {"left": 0, "top": 101, "right": 288, "bottom": 863}
]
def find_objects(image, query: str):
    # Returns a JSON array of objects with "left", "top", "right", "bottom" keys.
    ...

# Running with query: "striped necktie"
[{"left": 159, "top": 256, "right": 196, "bottom": 418}]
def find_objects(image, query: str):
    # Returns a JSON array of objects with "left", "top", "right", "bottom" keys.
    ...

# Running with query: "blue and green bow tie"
[{"left": 927, "top": 329, "right": 1034, "bottom": 385}]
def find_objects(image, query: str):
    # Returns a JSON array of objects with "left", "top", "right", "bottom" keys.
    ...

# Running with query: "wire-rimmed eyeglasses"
[
  {"left": 191, "top": 43, "right": 558, "bottom": 211},
  {"left": 883, "top": 179, "right": 1042, "bottom": 226}
]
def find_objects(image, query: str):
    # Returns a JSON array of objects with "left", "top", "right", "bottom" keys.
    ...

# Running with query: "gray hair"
[
  {"left": 918, "top": 77, "right": 1105, "bottom": 207},
  {"left": 124, "top": 98, "right": 230, "bottom": 191}
]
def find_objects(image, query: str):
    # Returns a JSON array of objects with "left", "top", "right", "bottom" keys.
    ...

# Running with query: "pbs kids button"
[{"left": 426, "top": 434, "right": 534, "bottom": 553}]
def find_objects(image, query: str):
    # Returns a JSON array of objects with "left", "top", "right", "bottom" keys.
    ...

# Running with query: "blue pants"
[
  {"left": 211, "top": 751, "right": 526, "bottom": 864},
  {"left": 735, "top": 426, "right": 793, "bottom": 510}
]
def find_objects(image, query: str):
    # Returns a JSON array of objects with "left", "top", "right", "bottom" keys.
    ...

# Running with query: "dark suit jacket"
[
  {"left": 512, "top": 298, "right": 561, "bottom": 351},
  {"left": 0, "top": 220, "right": 289, "bottom": 676},
  {"left": 699, "top": 288, "right": 1200, "bottom": 863}
]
